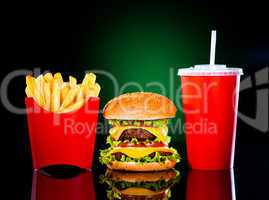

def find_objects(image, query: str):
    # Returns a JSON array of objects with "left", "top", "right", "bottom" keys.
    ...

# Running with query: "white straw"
[{"left": 210, "top": 30, "right": 216, "bottom": 65}]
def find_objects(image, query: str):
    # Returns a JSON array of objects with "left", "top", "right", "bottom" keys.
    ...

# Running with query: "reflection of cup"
[
  {"left": 25, "top": 97, "right": 100, "bottom": 170},
  {"left": 186, "top": 169, "right": 236, "bottom": 200},
  {"left": 31, "top": 170, "right": 96, "bottom": 200},
  {"left": 178, "top": 65, "right": 243, "bottom": 170}
]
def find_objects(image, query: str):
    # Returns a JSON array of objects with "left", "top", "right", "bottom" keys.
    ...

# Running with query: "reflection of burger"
[
  {"left": 100, "top": 92, "right": 180, "bottom": 171},
  {"left": 100, "top": 169, "right": 180, "bottom": 200}
]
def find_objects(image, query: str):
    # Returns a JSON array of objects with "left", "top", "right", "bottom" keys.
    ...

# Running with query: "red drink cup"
[
  {"left": 31, "top": 170, "right": 96, "bottom": 200},
  {"left": 178, "top": 65, "right": 243, "bottom": 170},
  {"left": 25, "top": 97, "right": 100, "bottom": 170},
  {"left": 186, "top": 169, "right": 235, "bottom": 200}
]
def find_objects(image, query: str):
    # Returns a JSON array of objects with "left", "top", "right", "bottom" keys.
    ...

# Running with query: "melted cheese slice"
[
  {"left": 109, "top": 126, "right": 168, "bottom": 143},
  {"left": 109, "top": 147, "right": 174, "bottom": 159}
]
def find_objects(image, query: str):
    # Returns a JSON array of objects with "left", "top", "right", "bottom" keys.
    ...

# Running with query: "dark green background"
[{"left": 79, "top": 4, "right": 213, "bottom": 161}]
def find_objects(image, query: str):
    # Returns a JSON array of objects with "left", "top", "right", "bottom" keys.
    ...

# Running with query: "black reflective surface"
[
  {"left": 31, "top": 168, "right": 95, "bottom": 200},
  {"left": 10, "top": 133, "right": 268, "bottom": 200},
  {"left": 29, "top": 167, "right": 236, "bottom": 200},
  {"left": 23, "top": 163, "right": 260, "bottom": 200}
]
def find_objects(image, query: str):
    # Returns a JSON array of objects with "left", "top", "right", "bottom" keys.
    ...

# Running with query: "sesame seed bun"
[
  {"left": 105, "top": 168, "right": 178, "bottom": 182},
  {"left": 103, "top": 92, "right": 177, "bottom": 120}
]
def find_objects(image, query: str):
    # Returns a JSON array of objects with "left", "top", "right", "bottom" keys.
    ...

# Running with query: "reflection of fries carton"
[
  {"left": 25, "top": 97, "right": 100, "bottom": 170},
  {"left": 31, "top": 170, "right": 95, "bottom": 200}
]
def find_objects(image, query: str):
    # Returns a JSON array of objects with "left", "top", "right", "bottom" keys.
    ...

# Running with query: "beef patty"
[{"left": 119, "top": 128, "right": 156, "bottom": 141}]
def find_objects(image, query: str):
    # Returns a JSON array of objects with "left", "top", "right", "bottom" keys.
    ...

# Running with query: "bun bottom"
[{"left": 107, "top": 160, "right": 176, "bottom": 171}]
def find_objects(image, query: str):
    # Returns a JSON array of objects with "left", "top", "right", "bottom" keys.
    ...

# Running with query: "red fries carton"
[{"left": 25, "top": 97, "right": 100, "bottom": 170}]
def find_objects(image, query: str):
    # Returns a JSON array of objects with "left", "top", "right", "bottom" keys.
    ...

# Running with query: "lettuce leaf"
[
  {"left": 106, "top": 135, "right": 121, "bottom": 147},
  {"left": 106, "top": 190, "right": 121, "bottom": 200}
]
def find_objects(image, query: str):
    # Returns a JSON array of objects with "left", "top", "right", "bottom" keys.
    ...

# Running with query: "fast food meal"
[
  {"left": 25, "top": 72, "right": 100, "bottom": 113},
  {"left": 99, "top": 92, "right": 181, "bottom": 171},
  {"left": 100, "top": 169, "right": 180, "bottom": 200}
]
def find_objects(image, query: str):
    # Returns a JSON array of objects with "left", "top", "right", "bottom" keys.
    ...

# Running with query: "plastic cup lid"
[{"left": 177, "top": 64, "right": 243, "bottom": 76}]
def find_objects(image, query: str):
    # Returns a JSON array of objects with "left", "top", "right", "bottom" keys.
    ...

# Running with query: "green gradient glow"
[{"left": 80, "top": 5, "right": 210, "bottom": 158}]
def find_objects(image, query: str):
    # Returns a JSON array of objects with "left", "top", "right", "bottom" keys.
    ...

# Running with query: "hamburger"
[
  {"left": 99, "top": 92, "right": 181, "bottom": 171},
  {"left": 100, "top": 169, "right": 180, "bottom": 200}
]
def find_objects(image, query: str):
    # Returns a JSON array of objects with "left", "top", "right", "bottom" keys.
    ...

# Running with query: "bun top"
[
  {"left": 106, "top": 169, "right": 177, "bottom": 182},
  {"left": 103, "top": 92, "right": 177, "bottom": 120}
]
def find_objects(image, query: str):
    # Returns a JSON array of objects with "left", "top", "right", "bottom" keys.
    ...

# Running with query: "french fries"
[
  {"left": 60, "top": 83, "right": 70, "bottom": 102},
  {"left": 59, "top": 86, "right": 79, "bottom": 110},
  {"left": 25, "top": 72, "right": 100, "bottom": 113},
  {"left": 44, "top": 73, "right": 53, "bottom": 82},
  {"left": 35, "top": 75, "right": 46, "bottom": 107},
  {"left": 43, "top": 82, "right": 51, "bottom": 111},
  {"left": 82, "top": 73, "right": 96, "bottom": 87},
  {"left": 69, "top": 76, "right": 77, "bottom": 88},
  {"left": 51, "top": 76, "right": 61, "bottom": 112}
]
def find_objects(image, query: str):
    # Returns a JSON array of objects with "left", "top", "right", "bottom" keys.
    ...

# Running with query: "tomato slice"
[{"left": 118, "top": 142, "right": 167, "bottom": 147}]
